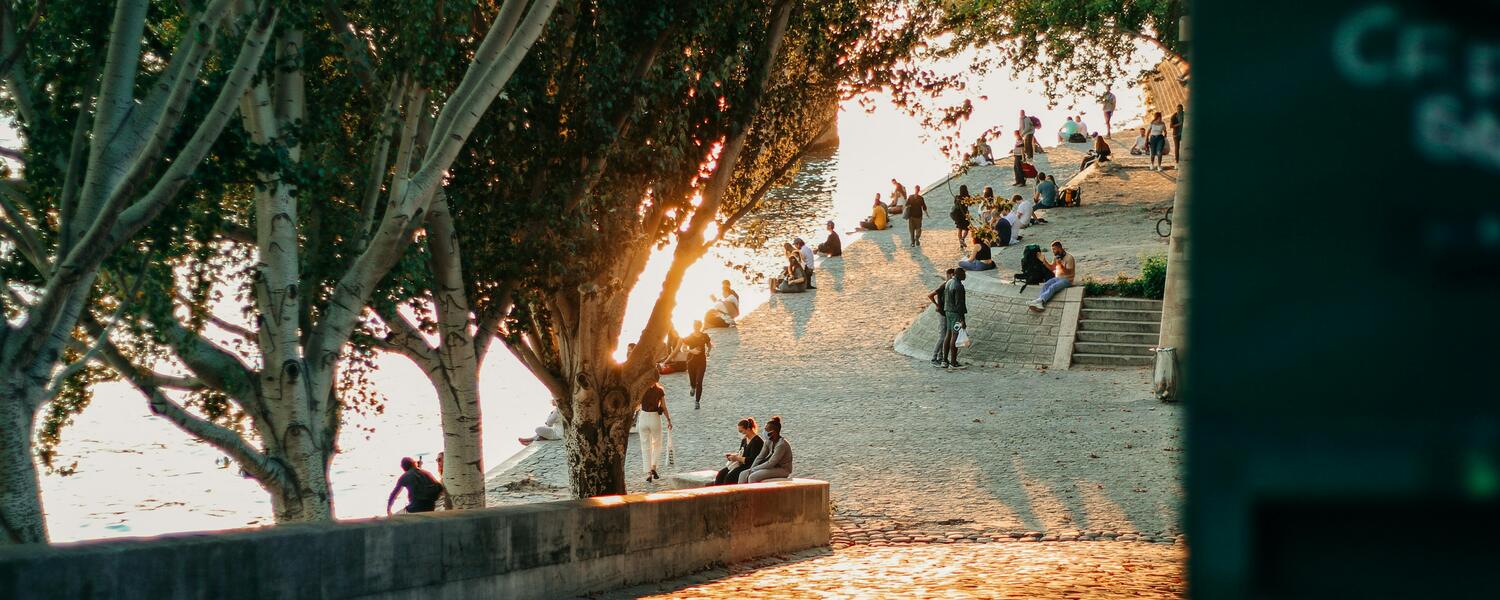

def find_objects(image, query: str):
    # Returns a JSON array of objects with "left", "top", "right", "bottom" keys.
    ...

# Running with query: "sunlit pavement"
[{"left": 592, "top": 542, "right": 1184, "bottom": 599}]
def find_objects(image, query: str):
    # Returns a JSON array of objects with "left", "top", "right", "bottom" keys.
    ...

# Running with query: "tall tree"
[
  {"left": 0, "top": 0, "right": 281, "bottom": 546},
  {"left": 79, "top": 0, "right": 562, "bottom": 524},
  {"left": 439, "top": 0, "right": 925, "bottom": 497}
]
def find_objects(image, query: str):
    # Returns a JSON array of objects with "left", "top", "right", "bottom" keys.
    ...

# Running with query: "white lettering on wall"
[{"left": 1333, "top": 3, "right": 1397, "bottom": 85}]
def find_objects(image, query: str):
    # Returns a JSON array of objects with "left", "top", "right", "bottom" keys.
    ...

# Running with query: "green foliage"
[{"left": 1084, "top": 254, "right": 1167, "bottom": 299}]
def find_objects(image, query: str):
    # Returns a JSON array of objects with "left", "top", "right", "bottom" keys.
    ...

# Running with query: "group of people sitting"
[
  {"left": 769, "top": 220, "right": 843, "bottom": 294},
  {"left": 713, "top": 415, "right": 793, "bottom": 485},
  {"left": 949, "top": 177, "right": 1057, "bottom": 260}
]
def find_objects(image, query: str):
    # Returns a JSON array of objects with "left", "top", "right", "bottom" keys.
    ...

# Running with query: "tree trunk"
[
  {"left": 560, "top": 366, "right": 639, "bottom": 498},
  {"left": 425, "top": 198, "right": 486, "bottom": 509},
  {"left": 257, "top": 395, "right": 335, "bottom": 524},
  {"left": 0, "top": 377, "right": 46, "bottom": 545}
]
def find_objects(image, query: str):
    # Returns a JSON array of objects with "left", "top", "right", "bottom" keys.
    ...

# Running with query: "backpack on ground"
[
  {"left": 1060, "top": 187, "right": 1082, "bottom": 207},
  {"left": 1017, "top": 244, "right": 1056, "bottom": 286},
  {"left": 1029, "top": 116, "right": 1041, "bottom": 128},
  {"left": 1068, "top": 132, "right": 1088, "bottom": 143},
  {"left": 1020, "top": 162, "right": 1037, "bottom": 178}
]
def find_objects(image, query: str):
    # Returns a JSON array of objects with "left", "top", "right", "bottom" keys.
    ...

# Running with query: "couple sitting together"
[{"left": 714, "top": 416, "right": 793, "bottom": 485}]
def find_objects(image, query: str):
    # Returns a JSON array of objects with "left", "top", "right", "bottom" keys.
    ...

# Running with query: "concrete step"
[
  {"left": 1080, "top": 308, "right": 1161, "bottom": 323},
  {"left": 1081, "top": 297, "right": 1164, "bottom": 311},
  {"left": 1075, "top": 330, "right": 1159, "bottom": 345},
  {"left": 1074, "top": 342, "right": 1156, "bottom": 357},
  {"left": 1071, "top": 353, "right": 1154, "bottom": 368},
  {"left": 1076, "top": 319, "right": 1161, "bottom": 334}
]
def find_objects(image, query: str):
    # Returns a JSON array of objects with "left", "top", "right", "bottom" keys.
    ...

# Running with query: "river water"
[{"left": 37, "top": 60, "right": 1151, "bottom": 542}]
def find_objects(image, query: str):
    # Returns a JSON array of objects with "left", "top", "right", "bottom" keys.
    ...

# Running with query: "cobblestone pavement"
[
  {"left": 490, "top": 145, "right": 1184, "bottom": 554},
  {"left": 590, "top": 543, "right": 1184, "bottom": 599}
]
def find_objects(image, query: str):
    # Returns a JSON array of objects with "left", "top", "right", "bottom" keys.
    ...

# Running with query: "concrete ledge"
[
  {"left": 0, "top": 480, "right": 831, "bottom": 600},
  {"left": 894, "top": 273, "right": 1078, "bottom": 367}
]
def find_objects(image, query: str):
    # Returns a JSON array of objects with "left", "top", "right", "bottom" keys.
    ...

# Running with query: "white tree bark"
[{"left": 423, "top": 197, "right": 486, "bottom": 509}]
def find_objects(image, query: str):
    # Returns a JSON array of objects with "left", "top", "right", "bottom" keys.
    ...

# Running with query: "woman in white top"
[{"left": 1146, "top": 112, "right": 1169, "bottom": 171}]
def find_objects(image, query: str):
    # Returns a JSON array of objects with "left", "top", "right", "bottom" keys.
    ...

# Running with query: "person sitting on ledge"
[
  {"left": 858, "top": 195, "right": 889, "bottom": 230},
  {"left": 716, "top": 417, "right": 764, "bottom": 485},
  {"left": 816, "top": 220, "right": 842, "bottom": 256},
  {"left": 1035, "top": 172, "right": 1059, "bottom": 209},
  {"left": 1058, "top": 116, "right": 1079, "bottom": 143},
  {"left": 958, "top": 233, "right": 996, "bottom": 272},
  {"left": 969, "top": 136, "right": 994, "bottom": 165},
  {"left": 740, "top": 415, "right": 793, "bottom": 483},
  {"left": 1028, "top": 240, "right": 1076, "bottom": 313},
  {"left": 386, "top": 457, "right": 447, "bottom": 515}
]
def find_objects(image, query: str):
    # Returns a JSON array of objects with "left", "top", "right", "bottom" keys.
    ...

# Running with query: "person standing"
[
  {"left": 904, "top": 184, "right": 929, "bottom": 246},
  {"left": 951, "top": 194, "right": 972, "bottom": 250},
  {"left": 795, "top": 238, "right": 816, "bottom": 289},
  {"left": 927, "top": 269, "right": 953, "bottom": 366},
  {"left": 1012, "top": 135, "right": 1027, "bottom": 186},
  {"left": 740, "top": 416, "right": 793, "bottom": 483},
  {"left": 637, "top": 382, "right": 673, "bottom": 482},
  {"left": 682, "top": 320, "right": 713, "bottom": 409},
  {"left": 1019, "top": 110, "right": 1036, "bottom": 159},
  {"left": 386, "top": 457, "right": 445, "bottom": 515},
  {"left": 1028, "top": 240, "right": 1077, "bottom": 312},
  {"left": 715, "top": 418, "right": 764, "bottom": 485},
  {"left": 1170, "top": 103, "right": 1186, "bottom": 164},
  {"left": 942, "top": 268, "right": 969, "bottom": 369},
  {"left": 1101, "top": 86, "right": 1117, "bottom": 136},
  {"left": 1146, "top": 111, "right": 1169, "bottom": 171}
]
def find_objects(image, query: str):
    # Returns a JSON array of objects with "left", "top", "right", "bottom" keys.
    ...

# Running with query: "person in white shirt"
[
  {"left": 795, "top": 238, "right": 816, "bottom": 289},
  {"left": 1100, "top": 86, "right": 1117, "bottom": 136},
  {"left": 1075, "top": 113, "right": 1091, "bottom": 139},
  {"left": 1130, "top": 127, "right": 1148, "bottom": 155},
  {"left": 1146, "top": 111, "right": 1169, "bottom": 171},
  {"left": 1008, "top": 193, "right": 1035, "bottom": 231}
]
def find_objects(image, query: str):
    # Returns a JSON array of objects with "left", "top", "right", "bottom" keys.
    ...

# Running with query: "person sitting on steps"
[
  {"left": 958, "top": 232, "right": 996, "bottom": 272},
  {"left": 1028, "top": 240, "right": 1076, "bottom": 312}
]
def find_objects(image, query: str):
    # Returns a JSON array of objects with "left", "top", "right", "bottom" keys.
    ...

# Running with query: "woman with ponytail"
[{"left": 740, "top": 416, "right": 793, "bottom": 483}]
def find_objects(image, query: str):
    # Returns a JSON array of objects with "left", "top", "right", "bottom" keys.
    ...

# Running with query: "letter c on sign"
[{"left": 1333, "top": 3, "right": 1399, "bottom": 86}]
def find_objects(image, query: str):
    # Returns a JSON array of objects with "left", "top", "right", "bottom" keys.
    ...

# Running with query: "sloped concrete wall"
[
  {"left": 0, "top": 480, "right": 830, "bottom": 600},
  {"left": 894, "top": 271, "right": 1083, "bottom": 367}
]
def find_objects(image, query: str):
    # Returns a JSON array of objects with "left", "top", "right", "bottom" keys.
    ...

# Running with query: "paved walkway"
[
  {"left": 592, "top": 543, "right": 1184, "bottom": 599},
  {"left": 492, "top": 145, "right": 1184, "bottom": 596}
]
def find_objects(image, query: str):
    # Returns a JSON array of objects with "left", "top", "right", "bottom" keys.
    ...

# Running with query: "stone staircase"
[{"left": 1071, "top": 297, "right": 1163, "bottom": 368}]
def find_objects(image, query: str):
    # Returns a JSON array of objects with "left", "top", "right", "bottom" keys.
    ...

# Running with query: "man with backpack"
[{"left": 387, "top": 457, "right": 446, "bottom": 514}]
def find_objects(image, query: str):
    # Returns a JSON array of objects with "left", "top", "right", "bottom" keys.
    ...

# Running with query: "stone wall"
[
  {"left": 0, "top": 480, "right": 830, "bottom": 600},
  {"left": 894, "top": 271, "right": 1083, "bottom": 368}
]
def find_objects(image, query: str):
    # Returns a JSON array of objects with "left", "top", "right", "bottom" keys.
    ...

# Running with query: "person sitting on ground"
[
  {"left": 386, "top": 457, "right": 446, "bottom": 515},
  {"left": 858, "top": 195, "right": 889, "bottom": 230},
  {"left": 970, "top": 137, "right": 994, "bottom": 165},
  {"left": 740, "top": 416, "right": 793, "bottom": 483},
  {"left": 1081, "top": 133, "right": 1113, "bottom": 170},
  {"left": 769, "top": 254, "right": 808, "bottom": 293},
  {"left": 1028, "top": 240, "right": 1076, "bottom": 312},
  {"left": 890, "top": 179, "right": 907, "bottom": 206},
  {"left": 794, "top": 238, "right": 817, "bottom": 289},
  {"left": 1130, "top": 127, "right": 1148, "bottom": 156},
  {"left": 1035, "top": 171, "right": 1060, "bottom": 210},
  {"left": 815, "top": 220, "right": 842, "bottom": 256},
  {"left": 715, "top": 417, "right": 764, "bottom": 485},
  {"left": 518, "top": 400, "right": 563, "bottom": 446},
  {"left": 887, "top": 190, "right": 906, "bottom": 215},
  {"left": 1076, "top": 113, "right": 1092, "bottom": 138},
  {"left": 1058, "top": 116, "right": 1079, "bottom": 143},
  {"left": 658, "top": 326, "right": 689, "bottom": 374},
  {"left": 958, "top": 233, "right": 996, "bottom": 272},
  {"left": 1008, "top": 193, "right": 1035, "bottom": 233},
  {"left": 704, "top": 293, "right": 737, "bottom": 329},
  {"left": 981, "top": 186, "right": 995, "bottom": 206}
]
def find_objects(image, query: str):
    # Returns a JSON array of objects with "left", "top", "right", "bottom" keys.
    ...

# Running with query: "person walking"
[
  {"left": 928, "top": 269, "right": 954, "bottom": 367},
  {"left": 715, "top": 417, "right": 764, "bottom": 485},
  {"left": 904, "top": 184, "right": 929, "bottom": 246},
  {"left": 386, "top": 457, "right": 446, "bottom": 515},
  {"left": 740, "top": 416, "right": 793, "bottom": 483},
  {"left": 1028, "top": 240, "right": 1077, "bottom": 312},
  {"left": 942, "top": 268, "right": 969, "bottom": 369},
  {"left": 1101, "top": 86, "right": 1117, "bottom": 136},
  {"left": 682, "top": 320, "right": 712, "bottom": 409},
  {"left": 637, "top": 382, "right": 673, "bottom": 482},
  {"left": 1170, "top": 103, "right": 1186, "bottom": 164},
  {"left": 951, "top": 194, "right": 972, "bottom": 250},
  {"left": 1147, "top": 111, "right": 1169, "bottom": 171}
]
